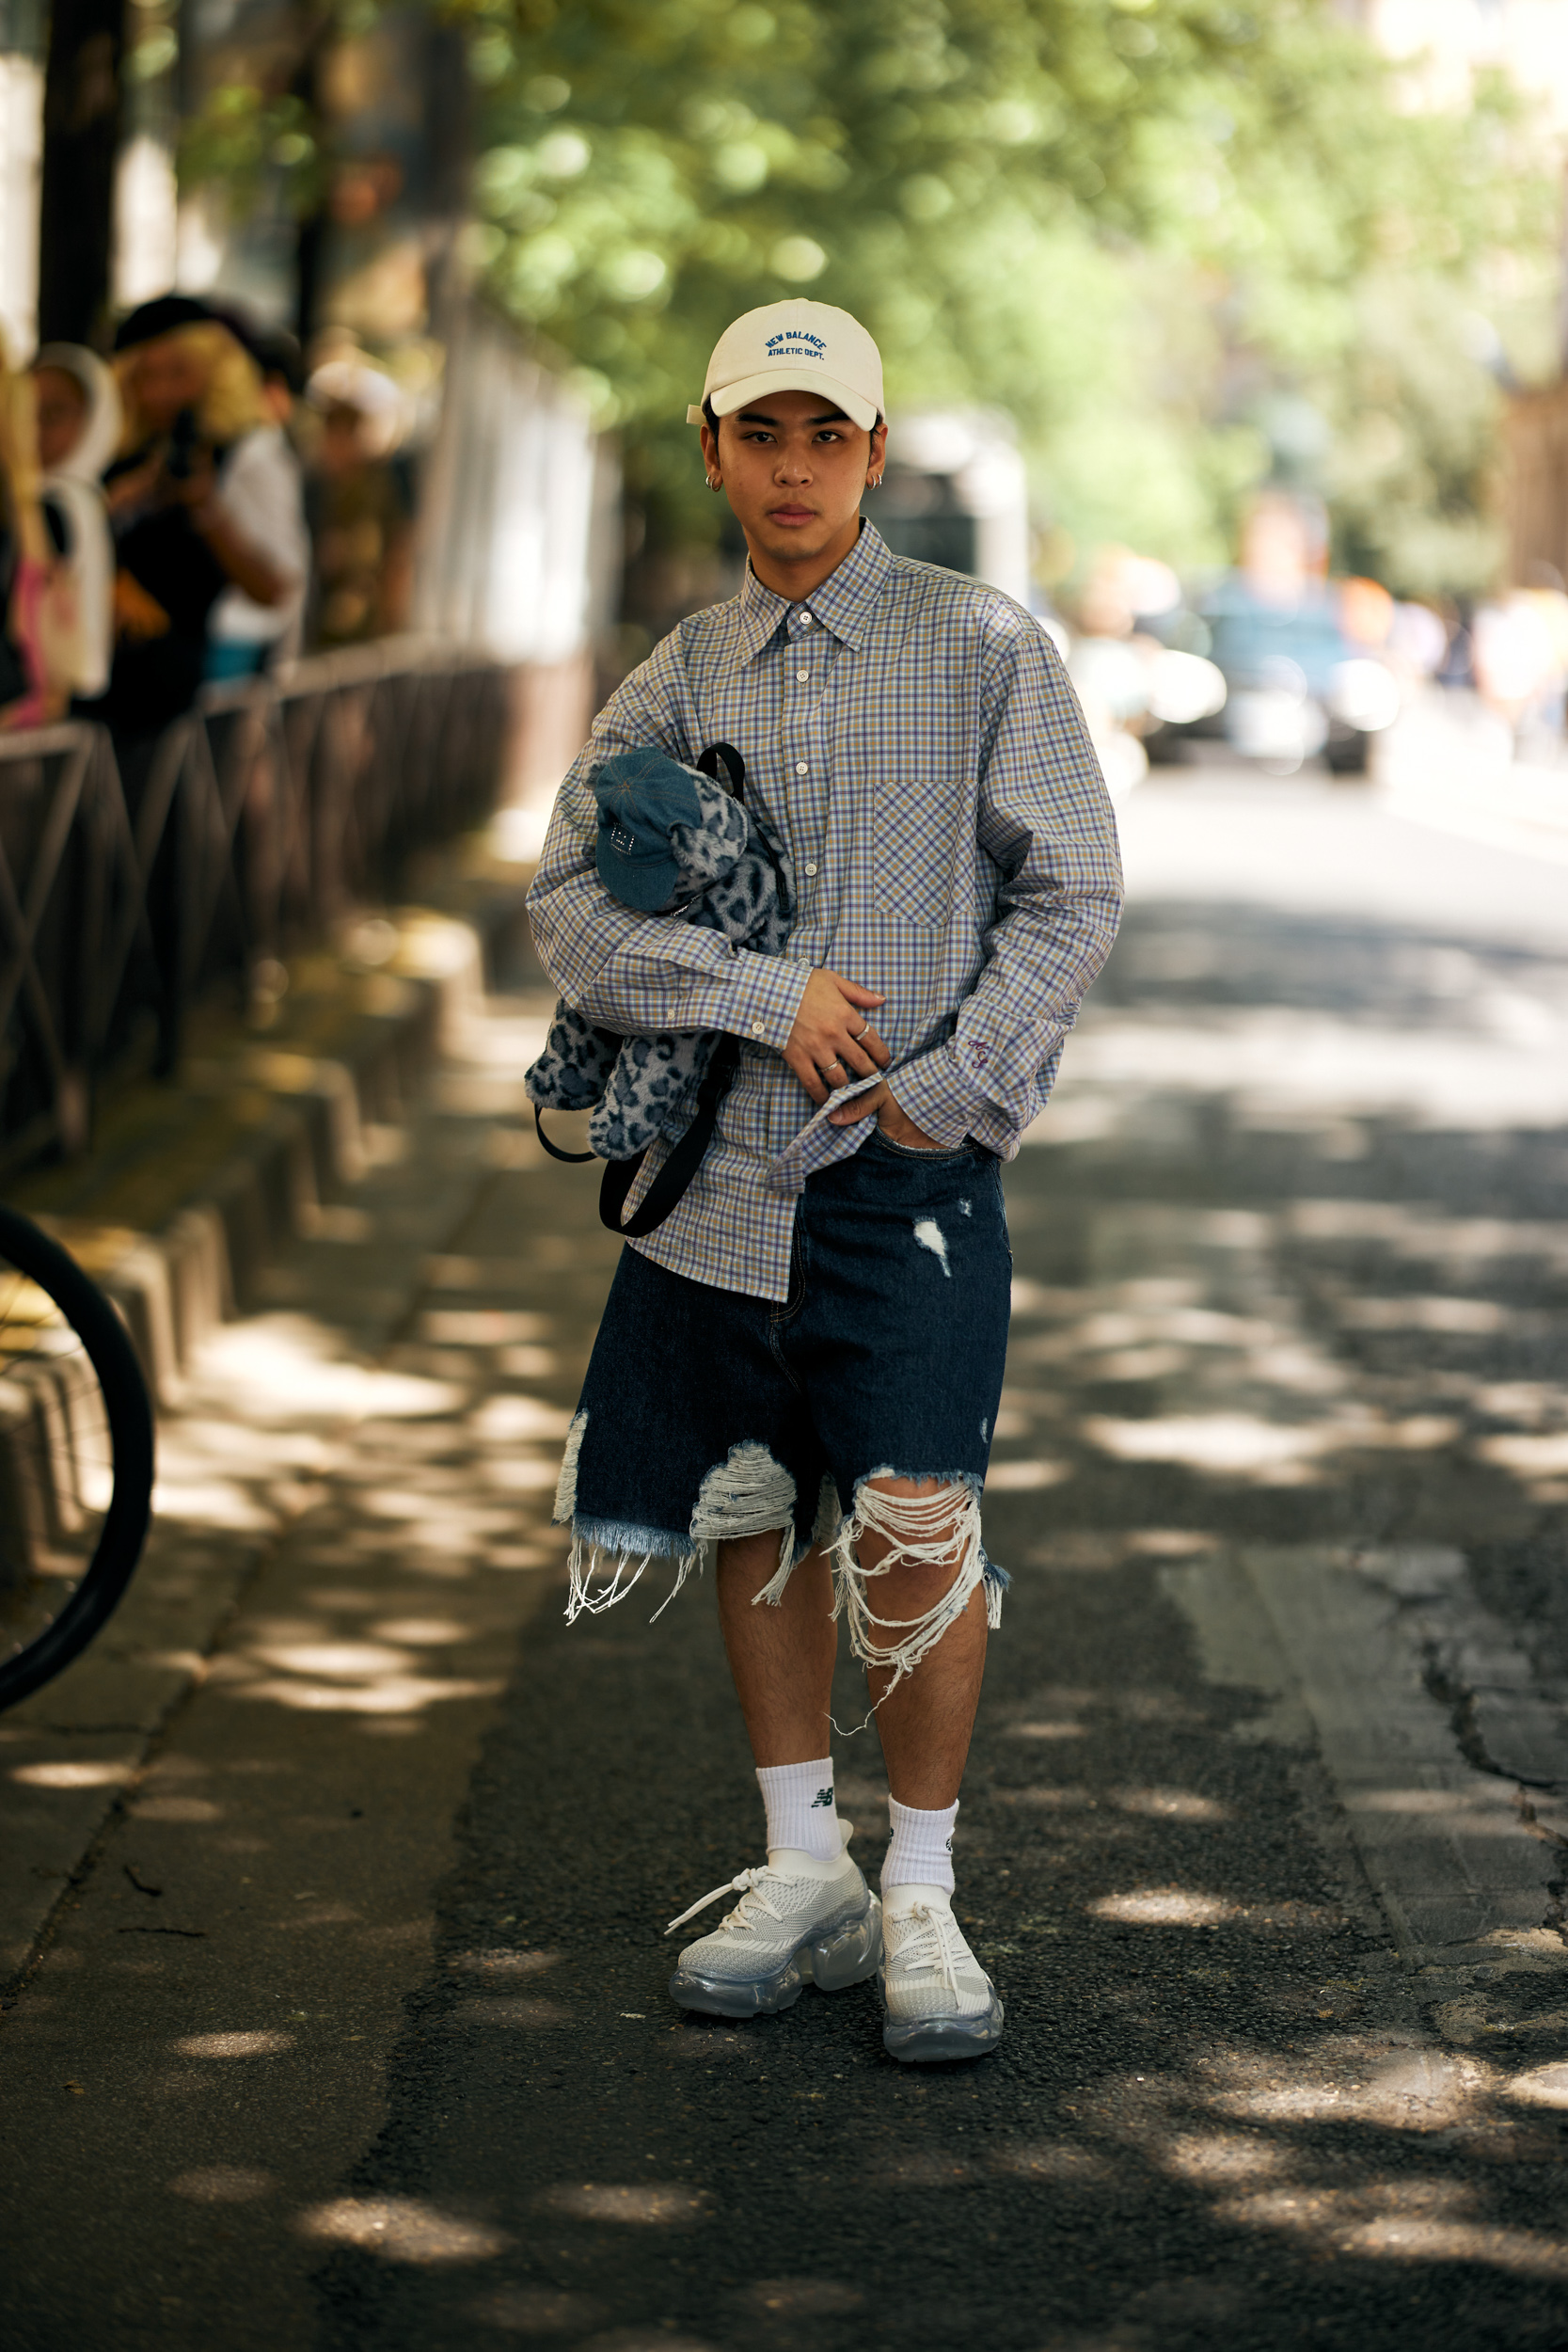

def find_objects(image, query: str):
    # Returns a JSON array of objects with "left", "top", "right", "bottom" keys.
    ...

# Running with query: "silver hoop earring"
[{"left": 707, "top": 476, "right": 721, "bottom": 492}]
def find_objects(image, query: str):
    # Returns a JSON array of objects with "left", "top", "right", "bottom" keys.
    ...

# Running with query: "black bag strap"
[
  {"left": 696, "top": 740, "right": 746, "bottom": 797},
  {"left": 533, "top": 1106, "right": 595, "bottom": 1164},
  {"left": 599, "top": 1033, "right": 740, "bottom": 1235}
]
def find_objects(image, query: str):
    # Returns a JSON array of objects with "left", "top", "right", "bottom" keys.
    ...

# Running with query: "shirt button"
[
  {"left": 800, "top": 612, "right": 814, "bottom": 628},
  {"left": 751, "top": 1022, "right": 765, "bottom": 1037},
  {"left": 804, "top": 862, "right": 818, "bottom": 876},
  {"left": 797, "top": 670, "right": 809, "bottom": 682},
  {"left": 795, "top": 761, "right": 808, "bottom": 775}
]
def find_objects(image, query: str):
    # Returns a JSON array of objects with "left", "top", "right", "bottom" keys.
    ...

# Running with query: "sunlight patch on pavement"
[
  {"left": 1115, "top": 1788, "right": 1230, "bottom": 1822},
  {"left": 1338, "top": 1295, "right": 1512, "bottom": 1334},
  {"left": 1089, "top": 1889, "right": 1237, "bottom": 1926},
  {"left": 470, "top": 1392, "right": 575, "bottom": 1441},
  {"left": 169, "top": 2166, "right": 277, "bottom": 2202},
  {"left": 11, "top": 1760, "right": 133, "bottom": 1788},
  {"left": 174, "top": 2030, "right": 294, "bottom": 2058},
  {"left": 1207, "top": 2043, "right": 1491, "bottom": 2131},
  {"left": 1160, "top": 2131, "right": 1290, "bottom": 2183},
  {"left": 985, "top": 1458, "right": 1071, "bottom": 1490},
  {"left": 1506, "top": 2062, "right": 1568, "bottom": 2109},
  {"left": 193, "top": 1315, "right": 463, "bottom": 1422},
  {"left": 1216, "top": 2184, "right": 1568, "bottom": 2280},
  {"left": 542, "top": 2184, "right": 712, "bottom": 2226},
  {"left": 298, "top": 2195, "right": 511, "bottom": 2263},
  {"left": 1038, "top": 1005, "right": 1568, "bottom": 1133},
  {"left": 251, "top": 1641, "right": 411, "bottom": 1680},
  {"left": 1083, "top": 1410, "right": 1458, "bottom": 1480},
  {"left": 235, "top": 1672, "right": 501, "bottom": 1714}
]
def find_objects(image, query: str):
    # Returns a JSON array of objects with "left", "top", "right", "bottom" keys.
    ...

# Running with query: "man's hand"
[
  {"left": 782, "top": 967, "right": 891, "bottom": 1104},
  {"left": 829, "top": 1080, "right": 942, "bottom": 1148}
]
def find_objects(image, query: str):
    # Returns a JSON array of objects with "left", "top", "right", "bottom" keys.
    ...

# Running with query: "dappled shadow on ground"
[{"left": 304, "top": 898, "right": 1568, "bottom": 2352}]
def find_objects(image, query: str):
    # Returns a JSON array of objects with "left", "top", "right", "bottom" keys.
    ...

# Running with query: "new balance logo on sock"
[{"left": 812, "top": 1788, "right": 833, "bottom": 1808}]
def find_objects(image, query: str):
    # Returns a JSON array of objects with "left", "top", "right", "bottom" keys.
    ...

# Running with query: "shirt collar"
[{"left": 732, "top": 518, "right": 895, "bottom": 663}]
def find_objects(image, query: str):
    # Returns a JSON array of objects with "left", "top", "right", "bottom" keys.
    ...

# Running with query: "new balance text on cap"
[{"left": 687, "top": 301, "right": 884, "bottom": 433}]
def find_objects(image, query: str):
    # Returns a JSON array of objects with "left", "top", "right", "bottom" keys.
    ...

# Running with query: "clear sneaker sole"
[
  {"left": 880, "top": 1980, "right": 1005, "bottom": 2063},
  {"left": 669, "top": 1891, "right": 883, "bottom": 2019}
]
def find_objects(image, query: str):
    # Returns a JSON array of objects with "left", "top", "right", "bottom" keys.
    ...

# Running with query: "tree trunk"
[{"left": 38, "top": 0, "right": 127, "bottom": 347}]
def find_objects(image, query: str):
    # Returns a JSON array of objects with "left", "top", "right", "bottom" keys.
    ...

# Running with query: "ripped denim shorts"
[{"left": 552, "top": 1130, "right": 1013, "bottom": 1668}]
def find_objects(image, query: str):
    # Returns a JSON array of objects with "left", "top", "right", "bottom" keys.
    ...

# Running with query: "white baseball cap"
[{"left": 686, "top": 300, "right": 883, "bottom": 433}]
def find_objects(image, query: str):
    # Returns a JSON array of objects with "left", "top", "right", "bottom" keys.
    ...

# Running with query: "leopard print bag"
[{"left": 525, "top": 743, "right": 793, "bottom": 1164}]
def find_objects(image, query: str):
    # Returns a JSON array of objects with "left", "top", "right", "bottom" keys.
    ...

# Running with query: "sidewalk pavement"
[{"left": 1, "top": 832, "right": 545, "bottom": 1989}]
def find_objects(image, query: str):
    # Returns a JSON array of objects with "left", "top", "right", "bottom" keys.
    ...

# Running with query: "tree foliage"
[
  {"left": 444, "top": 0, "right": 1554, "bottom": 590},
  {"left": 182, "top": 0, "right": 1558, "bottom": 592}
]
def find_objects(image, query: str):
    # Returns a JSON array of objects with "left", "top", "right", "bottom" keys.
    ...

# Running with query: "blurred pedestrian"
[
  {"left": 205, "top": 310, "right": 309, "bottom": 680},
  {"left": 1472, "top": 580, "right": 1568, "bottom": 756},
  {"left": 32, "top": 343, "right": 120, "bottom": 705},
  {"left": 102, "top": 295, "right": 299, "bottom": 735},
  {"left": 0, "top": 347, "right": 54, "bottom": 729},
  {"left": 103, "top": 295, "right": 302, "bottom": 1075},
  {"left": 304, "top": 358, "right": 413, "bottom": 649}
]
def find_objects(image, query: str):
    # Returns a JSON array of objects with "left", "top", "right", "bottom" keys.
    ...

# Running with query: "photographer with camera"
[{"left": 100, "top": 295, "right": 295, "bottom": 741}]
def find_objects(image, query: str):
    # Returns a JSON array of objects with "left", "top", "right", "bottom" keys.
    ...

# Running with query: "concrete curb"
[{"left": 26, "top": 907, "right": 494, "bottom": 1409}]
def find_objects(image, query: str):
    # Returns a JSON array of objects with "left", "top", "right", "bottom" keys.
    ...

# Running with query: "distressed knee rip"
[
  {"left": 831, "top": 1473, "right": 1007, "bottom": 1693},
  {"left": 694, "top": 1441, "right": 799, "bottom": 1604},
  {"left": 554, "top": 1418, "right": 800, "bottom": 1624}
]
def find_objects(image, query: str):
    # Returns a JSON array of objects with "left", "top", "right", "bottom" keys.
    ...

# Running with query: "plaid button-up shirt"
[{"left": 528, "top": 521, "right": 1122, "bottom": 1302}]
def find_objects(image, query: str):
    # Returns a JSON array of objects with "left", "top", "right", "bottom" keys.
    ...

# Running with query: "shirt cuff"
[
  {"left": 723, "top": 952, "right": 812, "bottom": 1051},
  {"left": 884, "top": 1045, "right": 991, "bottom": 1149}
]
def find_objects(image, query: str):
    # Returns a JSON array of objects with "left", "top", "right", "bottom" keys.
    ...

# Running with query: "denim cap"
[{"left": 593, "top": 747, "right": 705, "bottom": 912}]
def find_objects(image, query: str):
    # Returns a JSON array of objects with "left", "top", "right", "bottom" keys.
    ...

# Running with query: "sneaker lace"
[
  {"left": 895, "top": 1902, "right": 964, "bottom": 2001},
  {"left": 664, "top": 1867, "right": 790, "bottom": 1940}
]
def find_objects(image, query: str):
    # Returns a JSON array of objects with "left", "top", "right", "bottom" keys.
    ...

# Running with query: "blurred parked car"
[
  {"left": 1135, "top": 580, "right": 1399, "bottom": 772},
  {"left": 1198, "top": 576, "right": 1401, "bottom": 772}
]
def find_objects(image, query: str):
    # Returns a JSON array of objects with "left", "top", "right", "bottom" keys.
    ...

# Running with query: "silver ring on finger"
[{"left": 851, "top": 1021, "right": 871, "bottom": 1041}]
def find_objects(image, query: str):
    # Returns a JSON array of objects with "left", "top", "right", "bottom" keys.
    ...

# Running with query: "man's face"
[{"left": 702, "top": 389, "right": 886, "bottom": 572}]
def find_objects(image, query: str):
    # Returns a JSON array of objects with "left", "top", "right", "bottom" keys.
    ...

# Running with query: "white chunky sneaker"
[
  {"left": 880, "top": 1885, "right": 1004, "bottom": 2062},
  {"left": 665, "top": 1821, "right": 882, "bottom": 2019}
]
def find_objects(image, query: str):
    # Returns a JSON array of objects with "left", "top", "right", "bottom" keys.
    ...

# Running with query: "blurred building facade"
[{"left": 1339, "top": 0, "right": 1568, "bottom": 591}]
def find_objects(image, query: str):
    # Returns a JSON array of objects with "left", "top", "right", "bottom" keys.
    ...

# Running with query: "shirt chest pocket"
[{"left": 874, "top": 777, "right": 963, "bottom": 930}]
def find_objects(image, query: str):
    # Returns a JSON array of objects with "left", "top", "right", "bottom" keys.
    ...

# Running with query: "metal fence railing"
[{"left": 0, "top": 642, "right": 514, "bottom": 1178}]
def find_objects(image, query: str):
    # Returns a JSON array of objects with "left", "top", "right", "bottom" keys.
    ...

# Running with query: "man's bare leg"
[
  {"left": 716, "top": 1532, "right": 836, "bottom": 1768},
  {"left": 715, "top": 1473, "right": 987, "bottom": 1803}
]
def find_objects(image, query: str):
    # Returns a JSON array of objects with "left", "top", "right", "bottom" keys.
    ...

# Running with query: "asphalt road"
[{"left": 5, "top": 766, "right": 1567, "bottom": 2352}]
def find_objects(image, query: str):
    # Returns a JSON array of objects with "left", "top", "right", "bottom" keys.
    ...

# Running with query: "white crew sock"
[
  {"left": 756, "top": 1756, "right": 839, "bottom": 1860},
  {"left": 882, "top": 1795, "right": 958, "bottom": 1896}
]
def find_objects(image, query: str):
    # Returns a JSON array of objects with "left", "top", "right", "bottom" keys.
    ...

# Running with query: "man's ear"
[{"left": 699, "top": 419, "right": 721, "bottom": 477}]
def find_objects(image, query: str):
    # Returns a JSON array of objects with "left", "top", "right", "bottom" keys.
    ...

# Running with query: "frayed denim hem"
[{"left": 563, "top": 1514, "right": 703, "bottom": 1625}]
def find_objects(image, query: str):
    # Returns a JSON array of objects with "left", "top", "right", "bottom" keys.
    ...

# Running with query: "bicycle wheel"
[{"left": 0, "top": 1206, "right": 155, "bottom": 1712}]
